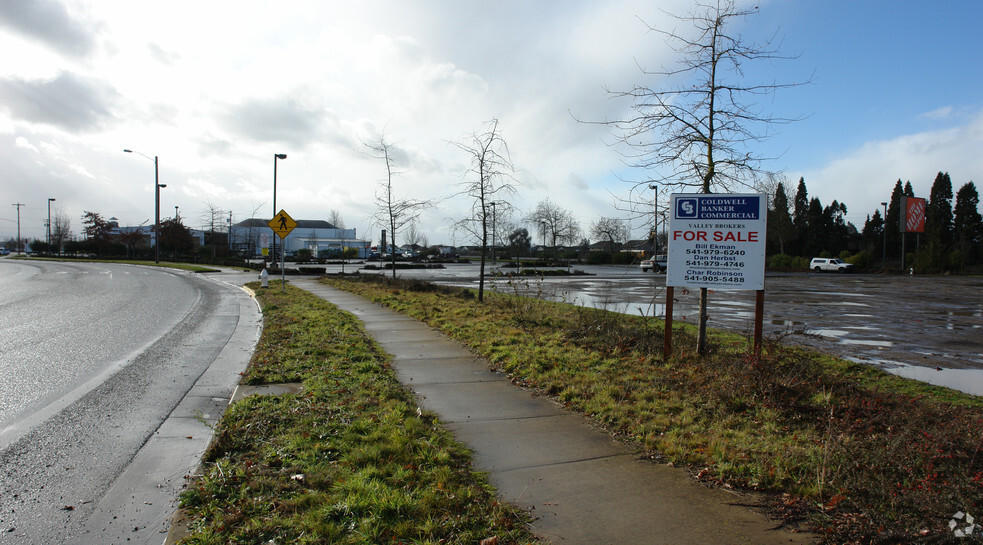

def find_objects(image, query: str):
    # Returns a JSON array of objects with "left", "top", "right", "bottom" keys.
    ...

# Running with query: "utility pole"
[
  {"left": 490, "top": 201, "right": 497, "bottom": 264},
  {"left": 11, "top": 203, "right": 24, "bottom": 254},
  {"left": 47, "top": 198, "right": 56, "bottom": 248},
  {"left": 881, "top": 202, "right": 888, "bottom": 270},
  {"left": 649, "top": 183, "right": 658, "bottom": 256}
]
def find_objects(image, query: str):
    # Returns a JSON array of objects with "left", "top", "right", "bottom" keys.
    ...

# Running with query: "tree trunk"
[{"left": 478, "top": 220, "right": 487, "bottom": 302}]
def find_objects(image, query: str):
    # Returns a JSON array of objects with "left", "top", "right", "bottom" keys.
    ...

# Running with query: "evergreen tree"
[
  {"left": 768, "top": 182, "right": 794, "bottom": 255},
  {"left": 805, "top": 197, "right": 824, "bottom": 256},
  {"left": 861, "top": 209, "right": 885, "bottom": 262},
  {"left": 953, "top": 181, "right": 982, "bottom": 264},
  {"left": 884, "top": 180, "right": 904, "bottom": 258},
  {"left": 925, "top": 171, "right": 954, "bottom": 254},
  {"left": 792, "top": 177, "right": 809, "bottom": 255},
  {"left": 823, "top": 200, "right": 850, "bottom": 254}
]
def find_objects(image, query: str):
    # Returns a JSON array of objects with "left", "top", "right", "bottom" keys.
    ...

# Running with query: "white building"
[{"left": 230, "top": 219, "right": 371, "bottom": 258}]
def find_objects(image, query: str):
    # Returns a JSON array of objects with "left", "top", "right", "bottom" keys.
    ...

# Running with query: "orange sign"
[{"left": 901, "top": 197, "right": 926, "bottom": 233}]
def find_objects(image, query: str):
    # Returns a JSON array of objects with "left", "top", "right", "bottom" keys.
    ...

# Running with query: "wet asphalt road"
[{"left": 0, "top": 260, "right": 257, "bottom": 544}]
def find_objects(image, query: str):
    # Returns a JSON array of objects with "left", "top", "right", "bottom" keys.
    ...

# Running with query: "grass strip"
[
  {"left": 323, "top": 274, "right": 983, "bottom": 545},
  {"left": 177, "top": 282, "right": 541, "bottom": 545}
]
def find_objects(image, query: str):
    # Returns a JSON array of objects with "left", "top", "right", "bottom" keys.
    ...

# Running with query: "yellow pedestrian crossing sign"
[{"left": 268, "top": 209, "right": 297, "bottom": 239}]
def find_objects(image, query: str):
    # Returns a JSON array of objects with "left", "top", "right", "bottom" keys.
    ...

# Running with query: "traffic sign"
[{"left": 268, "top": 209, "right": 297, "bottom": 239}]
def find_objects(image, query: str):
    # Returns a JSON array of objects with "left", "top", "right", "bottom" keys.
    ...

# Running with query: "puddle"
[
  {"left": 840, "top": 339, "right": 893, "bottom": 347},
  {"left": 770, "top": 319, "right": 805, "bottom": 327},
  {"left": 859, "top": 359, "right": 983, "bottom": 397},
  {"left": 808, "top": 328, "right": 850, "bottom": 338}
]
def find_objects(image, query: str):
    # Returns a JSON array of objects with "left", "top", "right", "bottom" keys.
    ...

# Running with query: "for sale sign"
[{"left": 667, "top": 193, "right": 767, "bottom": 290}]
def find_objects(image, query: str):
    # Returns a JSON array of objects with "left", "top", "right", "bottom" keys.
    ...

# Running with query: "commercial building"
[{"left": 229, "top": 218, "right": 371, "bottom": 258}]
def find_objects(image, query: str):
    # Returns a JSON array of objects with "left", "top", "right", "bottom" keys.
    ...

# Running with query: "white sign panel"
[{"left": 667, "top": 193, "right": 767, "bottom": 290}]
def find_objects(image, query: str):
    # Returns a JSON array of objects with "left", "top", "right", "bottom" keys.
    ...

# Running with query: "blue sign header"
[{"left": 674, "top": 195, "right": 761, "bottom": 220}]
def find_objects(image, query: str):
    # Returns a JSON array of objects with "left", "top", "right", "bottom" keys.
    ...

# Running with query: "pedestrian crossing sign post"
[
  {"left": 268, "top": 209, "right": 297, "bottom": 239},
  {"left": 267, "top": 209, "right": 296, "bottom": 292}
]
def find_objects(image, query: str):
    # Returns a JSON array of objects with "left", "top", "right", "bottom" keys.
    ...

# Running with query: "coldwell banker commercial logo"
[
  {"left": 675, "top": 195, "right": 761, "bottom": 220},
  {"left": 676, "top": 198, "right": 698, "bottom": 218}
]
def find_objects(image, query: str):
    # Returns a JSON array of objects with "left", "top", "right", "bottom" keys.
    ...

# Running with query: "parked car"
[
  {"left": 0, "top": 248, "right": 9, "bottom": 256},
  {"left": 809, "top": 257, "right": 854, "bottom": 273},
  {"left": 641, "top": 255, "right": 668, "bottom": 272}
]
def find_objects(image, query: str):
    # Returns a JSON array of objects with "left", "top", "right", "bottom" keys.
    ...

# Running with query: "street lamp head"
[
  {"left": 275, "top": 153, "right": 287, "bottom": 160},
  {"left": 123, "top": 149, "right": 132, "bottom": 153},
  {"left": 49, "top": 198, "right": 56, "bottom": 202},
  {"left": 159, "top": 184, "right": 167, "bottom": 189}
]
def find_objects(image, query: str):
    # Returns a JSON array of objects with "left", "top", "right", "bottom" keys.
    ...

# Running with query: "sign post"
[
  {"left": 268, "top": 209, "right": 297, "bottom": 292},
  {"left": 899, "top": 196, "right": 926, "bottom": 273},
  {"left": 666, "top": 194, "right": 768, "bottom": 358}
]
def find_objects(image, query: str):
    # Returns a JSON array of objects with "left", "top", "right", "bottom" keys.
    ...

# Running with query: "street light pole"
[
  {"left": 490, "top": 201, "right": 496, "bottom": 264},
  {"left": 47, "top": 198, "right": 55, "bottom": 248},
  {"left": 11, "top": 203, "right": 23, "bottom": 254},
  {"left": 649, "top": 183, "right": 658, "bottom": 256},
  {"left": 124, "top": 149, "right": 166, "bottom": 263},
  {"left": 881, "top": 202, "right": 888, "bottom": 270},
  {"left": 272, "top": 153, "right": 287, "bottom": 267}
]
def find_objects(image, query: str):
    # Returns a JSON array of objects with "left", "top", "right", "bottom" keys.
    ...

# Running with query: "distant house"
[{"left": 229, "top": 218, "right": 371, "bottom": 258}]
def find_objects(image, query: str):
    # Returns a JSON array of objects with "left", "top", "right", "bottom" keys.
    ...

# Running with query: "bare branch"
[
  {"left": 364, "top": 132, "right": 432, "bottom": 280},
  {"left": 586, "top": 0, "right": 809, "bottom": 355},
  {"left": 449, "top": 118, "right": 518, "bottom": 301}
]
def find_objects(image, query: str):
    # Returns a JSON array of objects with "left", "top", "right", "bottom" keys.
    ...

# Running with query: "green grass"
[
  {"left": 177, "top": 281, "right": 540, "bottom": 545},
  {"left": 323, "top": 274, "right": 983, "bottom": 544}
]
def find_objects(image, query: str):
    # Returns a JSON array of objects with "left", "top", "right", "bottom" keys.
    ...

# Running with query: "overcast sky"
[{"left": 1, "top": 0, "right": 980, "bottom": 245}]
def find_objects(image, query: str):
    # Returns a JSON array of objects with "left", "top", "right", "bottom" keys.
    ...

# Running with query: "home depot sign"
[{"left": 900, "top": 196, "right": 926, "bottom": 233}]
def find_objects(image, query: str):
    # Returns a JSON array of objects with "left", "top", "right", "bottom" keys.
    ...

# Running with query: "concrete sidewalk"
[{"left": 293, "top": 279, "right": 812, "bottom": 545}]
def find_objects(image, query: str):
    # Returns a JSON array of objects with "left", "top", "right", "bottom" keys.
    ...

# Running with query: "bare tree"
[
  {"left": 451, "top": 118, "right": 517, "bottom": 302},
  {"left": 328, "top": 209, "right": 345, "bottom": 229},
  {"left": 200, "top": 202, "right": 227, "bottom": 233},
  {"left": 199, "top": 202, "right": 229, "bottom": 257},
  {"left": 365, "top": 134, "right": 430, "bottom": 281},
  {"left": 403, "top": 221, "right": 425, "bottom": 247},
  {"left": 527, "top": 198, "right": 581, "bottom": 257},
  {"left": 590, "top": 217, "right": 630, "bottom": 253},
  {"left": 603, "top": 0, "right": 806, "bottom": 354},
  {"left": 51, "top": 209, "right": 72, "bottom": 254}
]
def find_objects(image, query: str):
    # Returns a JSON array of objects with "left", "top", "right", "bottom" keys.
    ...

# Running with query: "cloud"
[
  {"left": 919, "top": 106, "right": 953, "bottom": 120},
  {"left": 14, "top": 136, "right": 38, "bottom": 153},
  {"left": 0, "top": 0, "right": 101, "bottom": 58},
  {"left": 219, "top": 96, "right": 328, "bottom": 148},
  {"left": 0, "top": 71, "right": 119, "bottom": 132},
  {"left": 799, "top": 108, "right": 983, "bottom": 220},
  {"left": 146, "top": 42, "right": 180, "bottom": 66}
]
